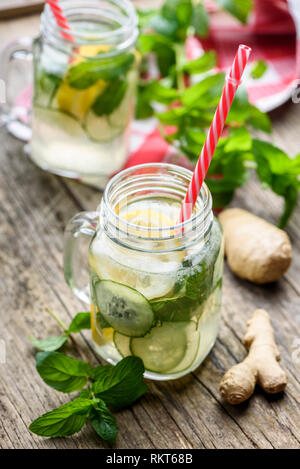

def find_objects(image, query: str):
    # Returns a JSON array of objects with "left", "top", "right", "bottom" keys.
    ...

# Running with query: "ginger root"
[
  {"left": 219, "top": 208, "right": 292, "bottom": 284},
  {"left": 220, "top": 309, "right": 287, "bottom": 405}
]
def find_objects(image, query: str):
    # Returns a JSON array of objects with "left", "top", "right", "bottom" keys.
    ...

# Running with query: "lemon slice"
[
  {"left": 54, "top": 45, "right": 109, "bottom": 121},
  {"left": 90, "top": 303, "right": 114, "bottom": 344},
  {"left": 89, "top": 208, "right": 184, "bottom": 300}
]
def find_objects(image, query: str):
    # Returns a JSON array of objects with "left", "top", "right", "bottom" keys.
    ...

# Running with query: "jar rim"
[
  {"left": 42, "top": 0, "right": 138, "bottom": 55},
  {"left": 102, "top": 163, "right": 213, "bottom": 249}
]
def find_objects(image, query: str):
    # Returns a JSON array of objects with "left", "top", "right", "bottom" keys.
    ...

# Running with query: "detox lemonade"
[
  {"left": 88, "top": 193, "right": 223, "bottom": 380},
  {"left": 30, "top": 0, "right": 138, "bottom": 186}
]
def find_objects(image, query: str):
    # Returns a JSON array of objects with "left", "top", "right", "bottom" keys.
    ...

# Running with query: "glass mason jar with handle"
[
  {"left": 64, "top": 163, "right": 224, "bottom": 381},
  {"left": 0, "top": 0, "right": 139, "bottom": 188}
]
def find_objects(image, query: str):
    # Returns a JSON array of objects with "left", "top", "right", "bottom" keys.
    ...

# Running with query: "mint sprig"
[
  {"left": 29, "top": 309, "right": 148, "bottom": 443},
  {"left": 136, "top": 0, "right": 299, "bottom": 227}
]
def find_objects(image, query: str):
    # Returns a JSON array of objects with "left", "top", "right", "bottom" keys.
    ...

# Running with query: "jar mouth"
[
  {"left": 101, "top": 163, "right": 213, "bottom": 251},
  {"left": 42, "top": 0, "right": 138, "bottom": 55}
]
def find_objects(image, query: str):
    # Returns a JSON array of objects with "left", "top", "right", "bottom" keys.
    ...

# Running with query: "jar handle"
[
  {"left": 0, "top": 37, "right": 33, "bottom": 139},
  {"left": 64, "top": 211, "right": 99, "bottom": 305}
]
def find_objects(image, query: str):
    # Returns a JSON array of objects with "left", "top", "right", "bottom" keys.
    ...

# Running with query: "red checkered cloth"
[{"left": 126, "top": 0, "right": 300, "bottom": 170}]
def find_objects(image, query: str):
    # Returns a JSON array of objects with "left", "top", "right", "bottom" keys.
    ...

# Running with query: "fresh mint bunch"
[
  {"left": 30, "top": 354, "right": 146, "bottom": 443},
  {"left": 136, "top": 0, "right": 299, "bottom": 227},
  {"left": 29, "top": 309, "right": 148, "bottom": 443}
]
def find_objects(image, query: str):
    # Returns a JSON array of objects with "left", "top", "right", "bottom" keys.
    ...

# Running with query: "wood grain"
[{"left": 0, "top": 3, "right": 299, "bottom": 450}]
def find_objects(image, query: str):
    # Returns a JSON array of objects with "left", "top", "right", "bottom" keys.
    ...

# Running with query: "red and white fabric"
[{"left": 127, "top": 0, "right": 300, "bottom": 169}]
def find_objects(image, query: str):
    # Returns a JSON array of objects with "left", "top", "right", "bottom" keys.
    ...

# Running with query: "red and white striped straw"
[
  {"left": 179, "top": 44, "right": 251, "bottom": 223},
  {"left": 46, "top": 0, "right": 74, "bottom": 42}
]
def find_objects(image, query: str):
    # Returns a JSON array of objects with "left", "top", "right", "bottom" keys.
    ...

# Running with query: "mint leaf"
[
  {"left": 252, "top": 139, "right": 300, "bottom": 227},
  {"left": 92, "top": 357, "right": 147, "bottom": 408},
  {"left": 29, "top": 398, "right": 92, "bottom": 438},
  {"left": 215, "top": 0, "right": 253, "bottom": 24},
  {"left": 192, "top": 2, "right": 209, "bottom": 37},
  {"left": 36, "top": 352, "right": 91, "bottom": 393},
  {"left": 224, "top": 126, "right": 251, "bottom": 153},
  {"left": 144, "top": 80, "right": 179, "bottom": 104},
  {"left": 138, "top": 34, "right": 176, "bottom": 77},
  {"left": 92, "top": 78, "right": 128, "bottom": 116},
  {"left": 151, "top": 295, "right": 197, "bottom": 322},
  {"left": 182, "top": 51, "right": 216, "bottom": 74},
  {"left": 90, "top": 400, "right": 118, "bottom": 444},
  {"left": 66, "top": 54, "right": 134, "bottom": 89},
  {"left": 136, "top": 83, "right": 154, "bottom": 119},
  {"left": 181, "top": 73, "right": 225, "bottom": 107},
  {"left": 226, "top": 85, "right": 251, "bottom": 124},
  {"left": 149, "top": 14, "right": 179, "bottom": 39},
  {"left": 159, "top": 0, "right": 193, "bottom": 41},
  {"left": 250, "top": 60, "right": 267, "bottom": 79},
  {"left": 88, "top": 364, "right": 113, "bottom": 381},
  {"left": 68, "top": 312, "right": 91, "bottom": 334},
  {"left": 246, "top": 105, "right": 271, "bottom": 133},
  {"left": 29, "top": 335, "right": 68, "bottom": 352}
]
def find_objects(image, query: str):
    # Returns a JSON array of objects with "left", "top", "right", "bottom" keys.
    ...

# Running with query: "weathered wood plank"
[{"left": 0, "top": 1, "right": 300, "bottom": 449}]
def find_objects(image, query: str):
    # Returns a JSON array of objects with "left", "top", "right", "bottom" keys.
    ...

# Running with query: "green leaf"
[
  {"left": 215, "top": 0, "right": 253, "bottom": 24},
  {"left": 182, "top": 51, "right": 216, "bottom": 74},
  {"left": 159, "top": 0, "right": 193, "bottom": 41},
  {"left": 29, "top": 398, "right": 92, "bottom": 438},
  {"left": 66, "top": 54, "right": 134, "bottom": 89},
  {"left": 36, "top": 352, "right": 91, "bottom": 393},
  {"left": 29, "top": 335, "right": 68, "bottom": 352},
  {"left": 250, "top": 60, "right": 268, "bottom": 79},
  {"left": 252, "top": 139, "right": 300, "bottom": 227},
  {"left": 136, "top": 83, "right": 154, "bottom": 119},
  {"left": 138, "top": 34, "right": 176, "bottom": 77},
  {"left": 68, "top": 312, "right": 91, "bottom": 334},
  {"left": 226, "top": 85, "right": 251, "bottom": 124},
  {"left": 224, "top": 126, "right": 252, "bottom": 153},
  {"left": 157, "top": 106, "right": 188, "bottom": 125},
  {"left": 246, "top": 105, "right": 271, "bottom": 133},
  {"left": 79, "top": 388, "right": 92, "bottom": 399},
  {"left": 149, "top": 14, "right": 179, "bottom": 39},
  {"left": 88, "top": 364, "right": 113, "bottom": 381},
  {"left": 92, "top": 357, "right": 148, "bottom": 408},
  {"left": 90, "top": 400, "right": 118, "bottom": 444},
  {"left": 92, "top": 78, "right": 128, "bottom": 116},
  {"left": 181, "top": 73, "right": 225, "bottom": 107},
  {"left": 151, "top": 295, "right": 197, "bottom": 322},
  {"left": 145, "top": 80, "right": 179, "bottom": 104},
  {"left": 191, "top": 2, "right": 209, "bottom": 37}
]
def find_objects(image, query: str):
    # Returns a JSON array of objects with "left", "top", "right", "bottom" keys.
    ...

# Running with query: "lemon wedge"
[{"left": 91, "top": 303, "right": 114, "bottom": 344}]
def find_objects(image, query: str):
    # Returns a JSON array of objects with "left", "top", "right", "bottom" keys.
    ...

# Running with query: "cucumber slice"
[
  {"left": 114, "top": 331, "right": 131, "bottom": 357},
  {"left": 84, "top": 110, "right": 124, "bottom": 142},
  {"left": 32, "top": 106, "right": 85, "bottom": 138},
  {"left": 94, "top": 280, "right": 154, "bottom": 337},
  {"left": 168, "top": 322, "right": 200, "bottom": 374},
  {"left": 130, "top": 321, "right": 200, "bottom": 374}
]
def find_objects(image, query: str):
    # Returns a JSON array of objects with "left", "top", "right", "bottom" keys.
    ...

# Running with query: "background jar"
[{"left": 1, "top": 0, "right": 139, "bottom": 188}]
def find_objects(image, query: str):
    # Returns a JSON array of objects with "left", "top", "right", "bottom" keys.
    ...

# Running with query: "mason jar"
[
  {"left": 64, "top": 163, "right": 224, "bottom": 380},
  {"left": 0, "top": 0, "right": 139, "bottom": 188}
]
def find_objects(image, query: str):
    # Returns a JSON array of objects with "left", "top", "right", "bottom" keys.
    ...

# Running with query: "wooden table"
[{"left": 0, "top": 10, "right": 300, "bottom": 450}]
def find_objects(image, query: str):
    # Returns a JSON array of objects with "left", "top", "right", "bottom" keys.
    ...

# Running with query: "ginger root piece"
[
  {"left": 220, "top": 309, "right": 287, "bottom": 405},
  {"left": 219, "top": 208, "right": 292, "bottom": 284}
]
